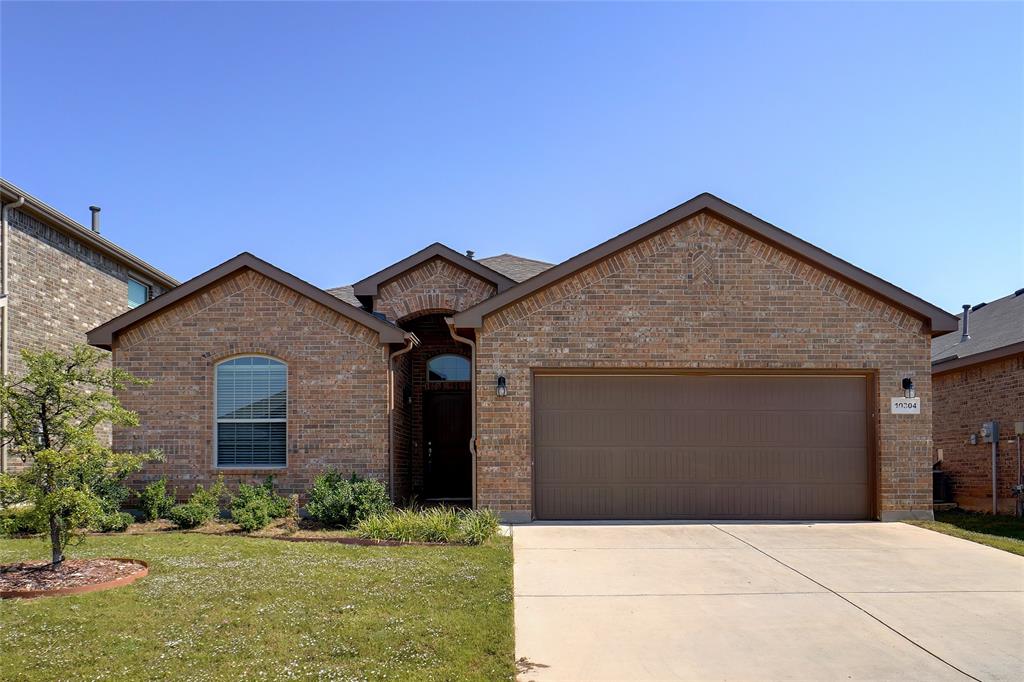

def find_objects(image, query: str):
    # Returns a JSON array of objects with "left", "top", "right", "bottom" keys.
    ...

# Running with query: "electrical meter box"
[
  {"left": 980, "top": 421, "right": 999, "bottom": 444},
  {"left": 1016, "top": 421, "right": 1024, "bottom": 436}
]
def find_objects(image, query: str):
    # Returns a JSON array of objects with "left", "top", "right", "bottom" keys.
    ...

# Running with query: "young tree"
[{"left": 0, "top": 346, "right": 158, "bottom": 565}]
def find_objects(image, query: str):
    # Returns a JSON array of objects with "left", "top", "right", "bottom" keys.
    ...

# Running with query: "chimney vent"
[
  {"left": 88, "top": 206, "right": 101, "bottom": 233},
  {"left": 960, "top": 304, "right": 971, "bottom": 343},
  {"left": 465, "top": 250, "right": 475, "bottom": 259}
]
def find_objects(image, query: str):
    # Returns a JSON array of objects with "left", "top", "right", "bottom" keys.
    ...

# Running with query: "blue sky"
[{"left": 2, "top": 1, "right": 1021, "bottom": 312}]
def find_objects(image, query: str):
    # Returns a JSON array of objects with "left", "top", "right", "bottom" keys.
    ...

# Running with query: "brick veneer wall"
[
  {"left": 112, "top": 268, "right": 390, "bottom": 500},
  {"left": 475, "top": 212, "right": 935, "bottom": 521},
  {"left": 933, "top": 354, "right": 1024, "bottom": 514},
  {"left": 391, "top": 351, "right": 413, "bottom": 502},
  {"left": 4, "top": 208, "right": 168, "bottom": 469},
  {"left": 373, "top": 257, "right": 497, "bottom": 323}
]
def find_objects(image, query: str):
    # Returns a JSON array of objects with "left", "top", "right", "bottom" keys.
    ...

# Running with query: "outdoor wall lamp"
[
  {"left": 496, "top": 374, "right": 508, "bottom": 397},
  {"left": 902, "top": 377, "right": 915, "bottom": 399}
]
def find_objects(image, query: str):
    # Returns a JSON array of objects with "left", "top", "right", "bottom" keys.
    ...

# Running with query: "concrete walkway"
[{"left": 513, "top": 522, "right": 1024, "bottom": 681}]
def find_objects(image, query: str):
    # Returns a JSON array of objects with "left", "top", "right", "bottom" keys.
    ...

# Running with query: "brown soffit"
[
  {"left": 453, "top": 193, "right": 960, "bottom": 335},
  {"left": 931, "top": 341, "right": 1024, "bottom": 376},
  {"left": 351, "top": 242, "right": 517, "bottom": 297},
  {"left": 1, "top": 177, "right": 178, "bottom": 289},
  {"left": 87, "top": 252, "right": 408, "bottom": 349}
]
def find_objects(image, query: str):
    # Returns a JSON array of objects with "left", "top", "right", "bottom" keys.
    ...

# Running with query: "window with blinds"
[{"left": 215, "top": 356, "right": 287, "bottom": 467}]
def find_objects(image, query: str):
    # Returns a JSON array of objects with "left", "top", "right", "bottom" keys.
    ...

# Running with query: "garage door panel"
[
  {"left": 537, "top": 446, "right": 868, "bottom": 485},
  {"left": 535, "top": 482, "right": 870, "bottom": 520},
  {"left": 536, "top": 410, "right": 866, "bottom": 448},
  {"left": 534, "top": 375, "right": 871, "bottom": 520}
]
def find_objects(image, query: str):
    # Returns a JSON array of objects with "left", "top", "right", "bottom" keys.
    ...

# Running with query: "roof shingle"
[
  {"left": 476, "top": 254, "right": 554, "bottom": 282},
  {"left": 932, "top": 290, "right": 1024, "bottom": 363}
]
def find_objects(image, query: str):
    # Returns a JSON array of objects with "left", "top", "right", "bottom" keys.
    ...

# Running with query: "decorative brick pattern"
[
  {"left": 475, "top": 212, "right": 934, "bottom": 519},
  {"left": 112, "top": 268, "right": 390, "bottom": 500},
  {"left": 373, "top": 257, "right": 497, "bottom": 323},
  {"left": 933, "top": 354, "right": 1024, "bottom": 513}
]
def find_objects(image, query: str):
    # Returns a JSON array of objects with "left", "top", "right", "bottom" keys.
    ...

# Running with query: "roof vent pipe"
[
  {"left": 960, "top": 304, "right": 971, "bottom": 343},
  {"left": 465, "top": 250, "right": 475, "bottom": 259},
  {"left": 89, "top": 206, "right": 101, "bottom": 233}
]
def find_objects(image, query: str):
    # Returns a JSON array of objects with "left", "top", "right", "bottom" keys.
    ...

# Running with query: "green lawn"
[
  {"left": 0, "top": 533, "right": 514, "bottom": 681},
  {"left": 906, "top": 510, "right": 1024, "bottom": 556}
]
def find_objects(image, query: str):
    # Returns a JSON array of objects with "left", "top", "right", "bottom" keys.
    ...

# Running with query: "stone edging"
[{"left": 0, "top": 558, "right": 149, "bottom": 600}]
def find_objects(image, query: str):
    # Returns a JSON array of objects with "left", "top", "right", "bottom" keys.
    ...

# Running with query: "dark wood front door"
[{"left": 424, "top": 390, "right": 472, "bottom": 500}]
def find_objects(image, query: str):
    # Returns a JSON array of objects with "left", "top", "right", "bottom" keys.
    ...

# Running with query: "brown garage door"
[{"left": 533, "top": 374, "right": 871, "bottom": 520}]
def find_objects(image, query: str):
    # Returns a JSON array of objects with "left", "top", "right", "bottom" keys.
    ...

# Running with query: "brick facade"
[
  {"left": 933, "top": 354, "right": 1024, "bottom": 514},
  {"left": 474, "top": 212, "right": 935, "bottom": 520},
  {"left": 4, "top": 206, "right": 170, "bottom": 470},
  {"left": 7, "top": 207, "right": 169, "bottom": 378},
  {"left": 373, "top": 257, "right": 496, "bottom": 322},
  {"left": 112, "top": 268, "right": 390, "bottom": 500}
]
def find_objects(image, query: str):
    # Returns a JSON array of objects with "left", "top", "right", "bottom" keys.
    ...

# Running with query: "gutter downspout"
[
  {"left": 388, "top": 333, "right": 418, "bottom": 502},
  {"left": 446, "top": 318, "right": 477, "bottom": 509},
  {"left": 1, "top": 195, "right": 25, "bottom": 475}
]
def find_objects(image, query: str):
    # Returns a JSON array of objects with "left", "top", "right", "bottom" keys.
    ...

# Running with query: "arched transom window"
[
  {"left": 427, "top": 354, "right": 470, "bottom": 382},
  {"left": 215, "top": 356, "right": 287, "bottom": 468}
]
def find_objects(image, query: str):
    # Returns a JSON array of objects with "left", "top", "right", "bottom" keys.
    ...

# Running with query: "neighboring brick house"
[
  {"left": 88, "top": 193, "right": 958, "bottom": 521},
  {"left": 932, "top": 291, "right": 1024, "bottom": 514},
  {"left": 0, "top": 178, "right": 176, "bottom": 473}
]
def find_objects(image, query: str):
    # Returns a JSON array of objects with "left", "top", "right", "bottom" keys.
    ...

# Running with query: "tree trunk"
[{"left": 49, "top": 513, "right": 64, "bottom": 566}]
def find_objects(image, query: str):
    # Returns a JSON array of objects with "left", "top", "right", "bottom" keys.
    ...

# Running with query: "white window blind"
[{"left": 215, "top": 356, "right": 286, "bottom": 467}]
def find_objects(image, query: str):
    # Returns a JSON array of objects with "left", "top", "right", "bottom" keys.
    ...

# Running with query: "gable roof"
[
  {"left": 931, "top": 290, "right": 1024, "bottom": 373},
  {"left": 453, "top": 193, "right": 959, "bottom": 335},
  {"left": 351, "top": 242, "right": 517, "bottom": 297},
  {"left": 87, "top": 252, "right": 408, "bottom": 349},
  {"left": 326, "top": 284, "right": 362, "bottom": 308},
  {"left": 2, "top": 177, "right": 178, "bottom": 289},
  {"left": 477, "top": 254, "right": 554, "bottom": 282}
]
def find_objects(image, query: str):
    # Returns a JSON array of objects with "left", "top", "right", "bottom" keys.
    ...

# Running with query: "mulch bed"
[{"left": 0, "top": 558, "right": 148, "bottom": 599}]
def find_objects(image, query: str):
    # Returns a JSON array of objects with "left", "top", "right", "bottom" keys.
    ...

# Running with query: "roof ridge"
[{"left": 479, "top": 253, "right": 555, "bottom": 265}]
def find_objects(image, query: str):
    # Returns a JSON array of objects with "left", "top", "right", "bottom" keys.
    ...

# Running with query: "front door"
[{"left": 423, "top": 390, "right": 472, "bottom": 501}]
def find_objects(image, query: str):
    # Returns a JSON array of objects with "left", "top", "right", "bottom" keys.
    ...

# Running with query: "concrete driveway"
[{"left": 513, "top": 522, "right": 1024, "bottom": 681}]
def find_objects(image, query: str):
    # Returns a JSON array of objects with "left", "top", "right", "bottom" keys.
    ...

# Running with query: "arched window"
[
  {"left": 427, "top": 354, "right": 470, "bottom": 382},
  {"left": 215, "top": 356, "right": 287, "bottom": 468}
]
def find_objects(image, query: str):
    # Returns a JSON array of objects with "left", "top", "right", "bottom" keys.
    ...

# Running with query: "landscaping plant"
[
  {"left": 229, "top": 477, "right": 291, "bottom": 532},
  {"left": 138, "top": 478, "right": 176, "bottom": 521},
  {"left": 356, "top": 507, "right": 500, "bottom": 545},
  {"left": 169, "top": 477, "right": 227, "bottom": 529},
  {"left": 306, "top": 472, "right": 391, "bottom": 527},
  {"left": 0, "top": 346, "right": 158, "bottom": 564}
]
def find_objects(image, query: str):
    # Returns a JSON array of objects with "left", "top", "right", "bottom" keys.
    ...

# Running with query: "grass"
[
  {"left": 906, "top": 510, "right": 1024, "bottom": 556},
  {"left": 0, "top": 532, "right": 514, "bottom": 681}
]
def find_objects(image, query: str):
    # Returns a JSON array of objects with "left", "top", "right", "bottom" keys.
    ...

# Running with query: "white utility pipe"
[{"left": 0, "top": 195, "right": 25, "bottom": 474}]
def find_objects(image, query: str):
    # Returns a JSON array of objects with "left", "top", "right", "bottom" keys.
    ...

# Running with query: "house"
[
  {"left": 0, "top": 178, "right": 177, "bottom": 473},
  {"left": 87, "top": 193, "right": 958, "bottom": 522},
  {"left": 932, "top": 291, "right": 1024, "bottom": 514}
]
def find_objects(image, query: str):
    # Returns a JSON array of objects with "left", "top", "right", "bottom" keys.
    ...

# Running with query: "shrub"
[
  {"left": 350, "top": 478, "right": 391, "bottom": 522},
  {"left": 168, "top": 501, "right": 214, "bottom": 529},
  {"left": 95, "top": 511, "right": 134, "bottom": 533},
  {"left": 355, "top": 507, "right": 501, "bottom": 545},
  {"left": 233, "top": 499, "right": 271, "bottom": 532},
  {"left": 139, "top": 479, "right": 176, "bottom": 521},
  {"left": 231, "top": 478, "right": 290, "bottom": 520},
  {"left": 0, "top": 505, "right": 45, "bottom": 537},
  {"left": 189, "top": 476, "right": 227, "bottom": 516},
  {"left": 306, "top": 472, "right": 390, "bottom": 527}
]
